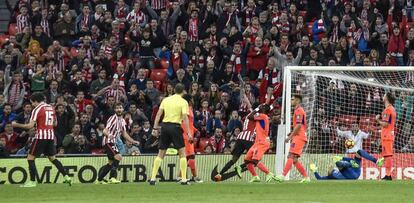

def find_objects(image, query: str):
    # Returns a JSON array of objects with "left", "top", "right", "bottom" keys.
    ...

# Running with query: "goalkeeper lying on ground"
[{"left": 310, "top": 154, "right": 362, "bottom": 180}]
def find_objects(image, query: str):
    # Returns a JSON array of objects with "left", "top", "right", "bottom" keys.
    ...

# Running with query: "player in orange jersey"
[
  {"left": 244, "top": 104, "right": 276, "bottom": 182},
  {"left": 275, "top": 94, "right": 310, "bottom": 183},
  {"left": 177, "top": 94, "right": 203, "bottom": 183},
  {"left": 358, "top": 92, "right": 395, "bottom": 180}
]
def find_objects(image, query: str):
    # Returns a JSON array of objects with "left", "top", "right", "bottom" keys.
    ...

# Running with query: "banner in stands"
[{"left": 0, "top": 154, "right": 413, "bottom": 184}]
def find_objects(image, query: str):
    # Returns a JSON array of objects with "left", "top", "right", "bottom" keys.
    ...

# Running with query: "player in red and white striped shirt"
[
  {"left": 215, "top": 75, "right": 256, "bottom": 181},
  {"left": 97, "top": 103, "right": 139, "bottom": 184},
  {"left": 12, "top": 92, "right": 72, "bottom": 187}
]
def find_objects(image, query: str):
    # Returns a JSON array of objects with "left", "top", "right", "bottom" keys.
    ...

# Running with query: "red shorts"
[
  {"left": 245, "top": 141, "right": 270, "bottom": 161},
  {"left": 183, "top": 137, "right": 195, "bottom": 156},
  {"left": 289, "top": 138, "right": 306, "bottom": 156},
  {"left": 381, "top": 140, "right": 394, "bottom": 157}
]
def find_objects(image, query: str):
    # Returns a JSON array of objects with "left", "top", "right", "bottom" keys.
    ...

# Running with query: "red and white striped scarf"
[
  {"left": 116, "top": 6, "right": 127, "bottom": 19},
  {"left": 264, "top": 68, "right": 279, "bottom": 85},
  {"left": 244, "top": 7, "right": 256, "bottom": 25},
  {"left": 127, "top": 9, "right": 146, "bottom": 25},
  {"left": 8, "top": 82, "right": 21, "bottom": 107},
  {"left": 17, "top": 14, "right": 30, "bottom": 33},
  {"left": 329, "top": 25, "right": 339, "bottom": 43},
  {"left": 274, "top": 20, "right": 290, "bottom": 33},
  {"left": 82, "top": 66, "right": 93, "bottom": 83},
  {"left": 191, "top": 55, "right": 205, "bottom": 69},
  {"left": 82, "top": 14, "right": 89, "bottom": 28},
  {"left": 230, "top": 53, "right": 242, "bottom": 74},
  {"left": 54, "top": 51, "right": 65, "bottom": 73},
  {"left": 41, "top": 19, "right": 50, "bottom": 37},
  {"left": 188, "top": 18, "right": 199, "bottom": 42},
  {"left": 151, "top": 0, "right": 168, "bottom": 10}
]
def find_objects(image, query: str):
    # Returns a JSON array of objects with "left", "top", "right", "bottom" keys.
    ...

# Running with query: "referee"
[{"left": 149, "top": 83, "right": 193, "bottom": 185}]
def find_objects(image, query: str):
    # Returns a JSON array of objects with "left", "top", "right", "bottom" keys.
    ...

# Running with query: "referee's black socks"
[
  {"left": 28, "top": 160, "right": 37, "bottom": 181},
  {"left": 52, "top": 159, "right": 67, "bottom": 176}
]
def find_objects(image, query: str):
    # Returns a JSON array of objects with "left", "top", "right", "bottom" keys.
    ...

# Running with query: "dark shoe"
[
  {"left": 180, "top": 180, "right": 191, "bottom": 185},
  {"left": 381, "top": 176, "right": 392, "bottom": 181},
  {"left": 149, "top": 180, "right": 156, "bottom": 185}
]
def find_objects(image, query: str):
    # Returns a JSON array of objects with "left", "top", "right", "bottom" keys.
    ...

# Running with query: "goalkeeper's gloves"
[
  {"left": 332, "top": 156, "right": 342, "bottom": 163},
  {"left": 310, "top": 163, "right": 318, "bottom": 173},
  {"left": 350, "top": 160, "right": 360, "bottom": 168}
]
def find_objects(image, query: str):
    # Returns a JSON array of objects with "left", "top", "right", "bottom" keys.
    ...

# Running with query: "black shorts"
[
  {"left": 232, "top": 139, "right": 254, "bottom": 157},
  {"left": 104, "top": 143, "right": 120, "bottom": 160},
  {"left": 159, "top": 123, "right": 184, "bottom": 150},
  {"left": 29, "top": 139, "right": 56, "bottom": 157}
]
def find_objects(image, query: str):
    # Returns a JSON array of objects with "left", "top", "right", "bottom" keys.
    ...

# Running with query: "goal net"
[{"left": 279, "top": 66, "right": 414, "bottom": 180}]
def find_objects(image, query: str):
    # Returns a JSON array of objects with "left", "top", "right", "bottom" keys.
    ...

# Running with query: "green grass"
[{"left": 1, "top": 181, "right": 414, "bottom": 203}]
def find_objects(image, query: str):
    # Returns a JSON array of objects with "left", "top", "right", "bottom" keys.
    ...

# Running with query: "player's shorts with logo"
[
  {"left": 232, "top": 139, "right": 254, "bottom": 157},
  {"left": 104, "top": 143, "right": 120, "bottom": 160},
  {"left": 290, "top": 138, "right": 307, "bottom": 156},
  {"left": 29, "top": 139, "right": 56, "bottom": 157},
  {"left": 245, "top": 140, "right": 270, "bottom": 161}
]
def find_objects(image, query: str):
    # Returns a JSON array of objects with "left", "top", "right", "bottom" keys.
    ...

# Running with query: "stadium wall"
[{"left": 1, "top": 154, "right": 413, "bottom": 184}]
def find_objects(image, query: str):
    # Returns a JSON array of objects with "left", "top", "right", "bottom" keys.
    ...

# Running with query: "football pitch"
[{"left": 1, "top": 181, "right": 414, "bottom": 203}]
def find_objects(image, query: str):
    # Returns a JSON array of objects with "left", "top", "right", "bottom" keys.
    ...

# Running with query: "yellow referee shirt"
[{"left": 159, "top": 94, "right": 189, "bottom": 124}]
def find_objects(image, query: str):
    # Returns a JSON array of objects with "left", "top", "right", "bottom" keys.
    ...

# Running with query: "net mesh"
[{"left": 287, "top": 69, "right": 414, "bottom": 180}]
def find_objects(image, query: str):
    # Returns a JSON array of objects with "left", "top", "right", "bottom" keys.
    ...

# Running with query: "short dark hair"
[
  {"left": 174, "top": 83, "right": 185, "bottom": 94},
  {"left": 385, "top": 92, "right": 395, "bottom": 105},
  {"left": 293, "top": 94, "right": 303, "bottom": 102},
  {"left": 115, "top": 103, "right": 124, "bottom": 108},
  {"left": 30, "top": 92, "right": 45, "bottom": 103},
  {"left": 262, "top": 104, "right": 271, "bottom": 114}
]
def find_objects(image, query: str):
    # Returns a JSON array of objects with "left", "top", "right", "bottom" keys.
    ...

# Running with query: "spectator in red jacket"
[
  {"left": 0, "top": 123, "right": 23, "bottom": 154},
  {"left": 387, "top": 8, "right": 407, "bottom": 65},
  {"left": 247, "top": 36, "right": 269, "bottom": 80},
  {"left": 208, "top": 128, "right": 226, "bottom": 153}
]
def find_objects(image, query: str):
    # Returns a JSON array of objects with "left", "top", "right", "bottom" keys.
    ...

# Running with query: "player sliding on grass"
[
  {"left": 96, "top": 103, "right": 139, "bottom": 184},
  {"left": 275, "top": 94, "right": 310, "bottom": 183},
  {"left": 310, "top": 154, "right": 362, "bottom": 180},
  {"left": 242, "top": 104, "right": 276, "bottom": 183},
  {"left": 12, "top": 93, "right": 72, "bottom": 187},
  {"left": 214, "top": 75, "right": 255, "bottom": 181}
]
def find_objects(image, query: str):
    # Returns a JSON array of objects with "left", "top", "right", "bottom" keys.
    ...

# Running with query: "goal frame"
[{"left": 276, "top": 66, "right": 414, "bottom": 178}]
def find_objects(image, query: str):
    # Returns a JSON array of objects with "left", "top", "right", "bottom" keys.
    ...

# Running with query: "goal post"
[{"left": 278, "top": 66, "right": 414, "bottom": 180}]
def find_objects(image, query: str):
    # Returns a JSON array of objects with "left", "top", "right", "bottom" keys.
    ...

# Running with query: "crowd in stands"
[{"left": 0, "top": 0, "right": 413, "bottom": 157}]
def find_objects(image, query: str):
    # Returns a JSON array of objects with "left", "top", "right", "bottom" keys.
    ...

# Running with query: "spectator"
[
  {"left": 0, "top": 123, "right": 22, "bottom": 154},
  {"left": 206, "top": 110, "right": 224, "bottom": 136},
  {"left": 0, "top": 104, "right": 17, "bottom": 130},
  {"left": 55, "top": 103, "right": 75, "bottom": 148},
  {"left": 71, "top": 135, "right": 92, "bottom": 154},
  {"left": 4, "top": 67, "right": 25, "bottom": 111},
  {"left": 124, "top": 140, "right": 140, "bottom": 156},
  {"left": 144, "top": 80, "right": 160, "bottom": 106},
  {"left": 62, "top": 124, "right": 82, "bottom": 153},
  {"left": 0, "top": 137, "right": 9, "bottom": 158},
  {"left": 401, "top": 136, "right": 414, "bottom": 153},
  {"left": 144, "top": 129, "right": 159, "bottom": 154},
  {"left": 208, "top": 128, "right": 226, "bottom": 153},
  {"left": 227, "top": 110, "right": 242, "bottom": 133}
]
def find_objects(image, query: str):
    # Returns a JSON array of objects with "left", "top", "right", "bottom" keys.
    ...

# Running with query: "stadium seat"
[
  {"left": 359, "top": 115, "right": 376, "bottom": 132},
  {"left": 159, "top": 58, "right": 169, "bottom": 69},
  {"left": 337, "top": 115, "right": 358, "bottom": 127},
  {"left": 299, "top": 11, "right": 307, "bottom": 17},
  {"left": 196, "top": 137, "right": 210, "bottom": 153},
  {"left": 8, "top": 24, "right": 17, "bottom": 36},
  {"left": 150, "top": 69, "right": 167, "bottom": 81},
  {"left": 153, "top": 80, "right": 162, "bottom": 91}
]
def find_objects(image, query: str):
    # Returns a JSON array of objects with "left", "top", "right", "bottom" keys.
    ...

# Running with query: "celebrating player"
[
  {"left": 178, "top": 94, "right": 202, "bottom": 183},
  {"left": 276, "top": 94, "right": 310, "bottom": 183},
  {"left": 96, "top": 103, "right": 139, "bottom": 184},
  {"left": 310, "top": 155, "right": 361, "bottom": 180},
  {"left": 357, "top": 92, "right": 396, "bottom": 180},
  {"left": 243, "top": 104, "right": 276, "bottom": 183},
  {"left": 12, "top": 92, "right": 72, "bottom": 187}
]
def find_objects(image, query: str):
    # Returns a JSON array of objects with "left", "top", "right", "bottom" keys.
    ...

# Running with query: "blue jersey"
[{"left": 314, "top": 157, "right": 361, "bottom": 180}]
